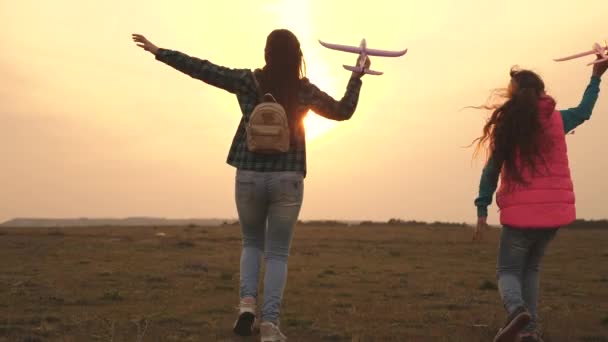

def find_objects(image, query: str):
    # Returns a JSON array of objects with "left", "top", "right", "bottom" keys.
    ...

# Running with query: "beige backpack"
[{"left": 246, "top": 74, "right": 290, "bottom": 154}]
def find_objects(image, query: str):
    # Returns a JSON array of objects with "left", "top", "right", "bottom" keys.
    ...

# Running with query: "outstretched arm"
[
  {"left": 475, "top": 156, "right": 500, "bottom": 218},
  {"left": 305, "top": 77, "right": 363, "bottom": 121},
  {"left": 473, "top": 156, "right": 500, "bottom": 241},
  {"left": 132, "top": 34, "right": 249, "bottom": 94},
  {"left": 304, "top": 55, "right": 370, "bottom": 121},
  {"left": 560, "top": 55, "right": 607, "bottom": 133}
]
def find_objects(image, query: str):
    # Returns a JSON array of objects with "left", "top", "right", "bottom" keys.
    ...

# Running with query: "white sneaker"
[
  {"left": 493, "top": 306, "right": 531, "bottom": 342},
  {"left": 260, "top": 321, "right": 287, "bottom": 342},
  {"left": 233, "top": 297, "right": 256, "bottom": 336}
]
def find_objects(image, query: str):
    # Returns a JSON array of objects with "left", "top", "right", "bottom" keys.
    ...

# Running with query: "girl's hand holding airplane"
[
  {"left": 592, "top": 54, "right": 608, "bottom": 78},
  {"left": 352, "top": 55, "right": 371, "bottom": 79}
]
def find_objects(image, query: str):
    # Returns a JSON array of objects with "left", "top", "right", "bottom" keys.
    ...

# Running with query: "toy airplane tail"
[{"left": 343, "top": 65, "right": 383, "bottom": 76}]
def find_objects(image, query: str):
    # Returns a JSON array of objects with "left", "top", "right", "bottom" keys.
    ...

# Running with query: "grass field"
[{"left": 1, "top": 224, "right": 607, "bottom": 341}]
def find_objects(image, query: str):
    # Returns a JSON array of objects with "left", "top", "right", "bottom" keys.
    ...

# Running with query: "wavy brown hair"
[
  {"left": 474, "top": 67, "right": 547, "bottom": 184},
  {"left": 258, "top": 29, "right": 306, "bottom": 120}
]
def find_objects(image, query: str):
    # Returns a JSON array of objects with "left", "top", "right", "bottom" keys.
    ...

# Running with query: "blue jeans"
[
  {"left": 235, "top": 169, "right": 304, "bottom": 324},
  {"left": 497, "top": 226, "right": 558, "bottom": 332}
]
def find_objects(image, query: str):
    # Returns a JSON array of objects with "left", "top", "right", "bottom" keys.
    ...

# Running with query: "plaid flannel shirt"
[{"left": 155, "top": 48, "right": 363, "bottom": 176}]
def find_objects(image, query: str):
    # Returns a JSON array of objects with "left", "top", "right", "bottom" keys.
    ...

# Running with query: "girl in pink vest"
[{"left": 473, "top": 57, "right": 608, "bottom": 342}]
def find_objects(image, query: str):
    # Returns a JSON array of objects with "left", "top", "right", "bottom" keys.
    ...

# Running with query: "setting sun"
[
  {"left": 3, "top": 0, "right": 608, "bottom": 227},
  {"left": 266, "top": 0, "right": 340, "bottom": 142},
  {"left": 303, "top": 111, "right": 338, "bottom": 141}
]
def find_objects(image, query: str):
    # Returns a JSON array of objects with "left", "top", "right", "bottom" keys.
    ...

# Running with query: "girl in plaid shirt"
[{"left": 133, "top": 29, "right": 368, "bottom": 341}]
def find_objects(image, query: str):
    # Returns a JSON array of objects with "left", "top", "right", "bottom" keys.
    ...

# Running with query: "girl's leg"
[
  {"left": 261, "top": 172, "right": 304, "bottom": 324},
  {"left": 494, "top": 227, "right": 536, "bottom": 341},
  {"left": 497, "top": 226, "right": 533, "bottom": 314},
  {"left": 235, "top": 170, "right": 269, "bottom": 299},
  {"left": 521, "top": 229, "right": 558, "bottom": 333}
]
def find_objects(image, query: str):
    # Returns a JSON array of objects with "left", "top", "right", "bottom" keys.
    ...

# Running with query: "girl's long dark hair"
[
  {"left": 474, "top": 67, "right": 547, "bottom": 184},
  {"left": 259, "top": 29, "right": 306, "bottom": 119}
]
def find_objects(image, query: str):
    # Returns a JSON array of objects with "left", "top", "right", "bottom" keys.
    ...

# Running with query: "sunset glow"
[
  {"left": 1, "top": 0, "right": 608, "bottom": 224},
  {"left": 303, "top": 112, "right": 339, "bottom": 141}
]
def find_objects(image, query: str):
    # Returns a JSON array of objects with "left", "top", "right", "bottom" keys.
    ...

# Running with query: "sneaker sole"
[
  {"left": 233, "top": 312, "right": 255, "bottom": 337},
  {"left": 493, "top": 312, "right": 531, "bottom": 342}
]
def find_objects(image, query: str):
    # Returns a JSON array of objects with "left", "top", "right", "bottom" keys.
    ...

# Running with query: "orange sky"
[{"left": 1, "top": 0, "right": 608, "bottom": 224}]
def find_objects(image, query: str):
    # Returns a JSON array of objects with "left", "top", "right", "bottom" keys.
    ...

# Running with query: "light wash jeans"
[
  {"left": 235, "top": 169, "right": 304, "bottom": 324},
  {"left": 497, "top": 226, "right": 558, "bottom": 332}
]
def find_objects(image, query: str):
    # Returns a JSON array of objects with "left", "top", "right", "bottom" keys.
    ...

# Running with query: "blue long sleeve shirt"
[{"left": 475, "top": 76, "right": 602, "bottom": 218}]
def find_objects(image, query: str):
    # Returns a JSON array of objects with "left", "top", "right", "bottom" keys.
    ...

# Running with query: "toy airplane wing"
[
  {"left": 554, "top": 50, "right": 595, "bottom": 62},
  {"left": 343, "top": 65, "right": 383, "bottom": 76},
  {"left": 555, "top": 40, "right": 608, "bottom": 62},
  {"left": 318, "top": 40, "right": 362, "bottom": 54},
  {"left": 365, "top": 47, "right": 408, "bottom": 57},
  {"left": 319, "top": 40, "right": 407, "bottom": 57},
  {"left": 319, "top": 38, "right": 408, "bottom": 76}
]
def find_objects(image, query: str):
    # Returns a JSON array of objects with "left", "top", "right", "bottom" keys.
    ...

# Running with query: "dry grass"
[{"left": 0, "top": 224, "right": 607, "bottom": 341}]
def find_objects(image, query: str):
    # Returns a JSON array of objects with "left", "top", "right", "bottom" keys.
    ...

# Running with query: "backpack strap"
[
  {"left": 252, "top": 71, "right": 277, "bottom": 104},
  {"left": 251, "top": 71, "right": 263, "bottom": 103},
  {"left": 263, "top": 94, "right": 278, "bottom": 103}
]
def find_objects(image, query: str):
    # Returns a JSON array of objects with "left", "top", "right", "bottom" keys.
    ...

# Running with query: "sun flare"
[
  {"left": 266, "top": 0, "right": 340, "bottom": 142},
  {"left": 303, "top": 112, "right": 338, "bottom": 141}
]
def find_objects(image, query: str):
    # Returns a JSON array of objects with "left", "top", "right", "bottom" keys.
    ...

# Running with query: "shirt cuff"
[
  {"left": 155, "top": 48, "right": 170, "bottom": 62},
  {"left": 477, "top": 206, "right": 488, "bottom": 218},
  {"left": 348, "top": 76, "right": 363, "bottom": 87},
  {"left": 591, "top": 75, "right": 602, "bottom": 84}
]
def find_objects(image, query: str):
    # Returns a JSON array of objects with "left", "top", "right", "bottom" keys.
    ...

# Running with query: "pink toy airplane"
[
  {"left": 319, "top": 38, "right": 408, "bottom": 76},
  {"left": 554, "top": 40, "right": 608, "bottom": 65}
]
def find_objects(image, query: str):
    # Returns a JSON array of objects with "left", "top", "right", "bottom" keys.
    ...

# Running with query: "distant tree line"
[
  {"left": 293, "top": 219, "right": 607, "bottom": 229},
  {"left": 296, "top": 220, "right": 347, "bottom": 226},
  {"left": 384, "top": 219, "right": 469, "bottom": 228},
  {"left": 566, "top": 219, "right": 608, "bottom": 229},
  {"left": 292, "top": 218, "right": 470, "bottom": 228}
]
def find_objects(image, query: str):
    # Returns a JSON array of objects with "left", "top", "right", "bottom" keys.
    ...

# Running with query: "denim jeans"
[
  {"left": 497, "top": 226, "right": 558, "bottom": 332},
  {"left": 235, "top": 169, "right": 304, "bottom": 324}
]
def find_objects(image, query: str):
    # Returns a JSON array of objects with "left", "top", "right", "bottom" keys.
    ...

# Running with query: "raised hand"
[
  {"left": 592, "top": 54, "right": 608, "bottom": 78},
  {"left": 132, "top": 34, "right": 159, "bottom": 55},
  {"left": 352, "top": 55, "right": 371, "bottom": 79}
]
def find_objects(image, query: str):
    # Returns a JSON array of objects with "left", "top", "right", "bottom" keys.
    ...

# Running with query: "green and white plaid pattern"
[{"left": 156, "top": 49, "right": 363, "bottom": 176}]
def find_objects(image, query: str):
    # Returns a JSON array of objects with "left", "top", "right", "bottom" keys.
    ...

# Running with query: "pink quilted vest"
[{"left": 496, "top": 96, "right": 576, "bottom": 229}]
